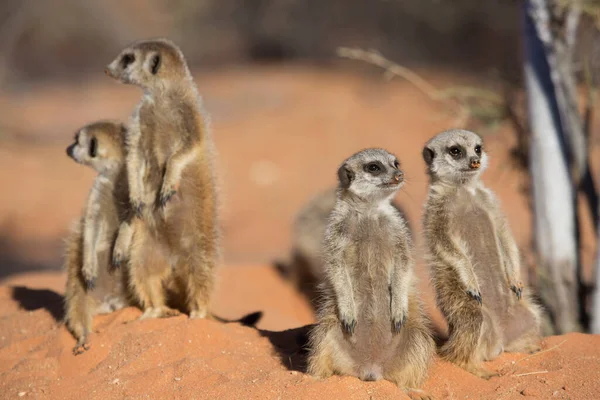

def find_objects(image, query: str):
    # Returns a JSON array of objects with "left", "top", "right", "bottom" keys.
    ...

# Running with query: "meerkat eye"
[
  {"left": 448, "top": 146, "right": 462, "bottom": 157},
  {"left": 364, "top": 162, "right": 383, "bottom": 175},
  {"left": 121, "top": 53, "right": 135, "bottom": 68},
  {"left": 150, "top": 54, "right": 161, "bottom": 75},
  {"left": 89, "top": 137, "right": 97, "bottom": 158},
  {"left": 474, "top": 145, "right": 482, "bottom": 155},
  {"left": 393, "top": 160, "right": 400, "bottom": 169}
]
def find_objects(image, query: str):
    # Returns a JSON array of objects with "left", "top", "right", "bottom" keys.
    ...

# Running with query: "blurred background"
[{"left": 1, "top": 0, "right": 599, "bottom": 334}]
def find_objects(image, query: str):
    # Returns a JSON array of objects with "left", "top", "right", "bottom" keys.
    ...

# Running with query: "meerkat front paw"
[
  {"left": 466, "top": 288, "right": 482, "bottom": 305},
  {"left": 130, "top": 199, "right": 146, "bottom": 218},
  {"left": 112, "top": 250, "right": 124, "bottom": 269},
  {"left": 159, "top": 183, "right": 178, "bottom": 208},
  {"left": 509, "top": 281, "right": 523, "bottom": 300},
  {"left": 82, "top": 261, "right": 97, "bottom": 291},
  {"left": 391, "top": 314, "right": 407, "bottom": 334},
  {"left": 340, "top": 313, "right": 357, "bottom": 336},
  {"left": 112, "top": 238, "right": 128, "bottom": 269}
]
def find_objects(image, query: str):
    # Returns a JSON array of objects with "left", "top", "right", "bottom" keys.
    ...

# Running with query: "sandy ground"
[
  {"left": 1, "top": 269, "right": 599, "bottom": 400},
  {"left": 0, "top": 66, "right": 599, "bottom": 399}
]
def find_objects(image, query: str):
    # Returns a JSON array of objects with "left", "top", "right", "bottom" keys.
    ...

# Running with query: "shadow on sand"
[
  {"left": 11, "top": 286, "right": 65, "bottom": 321},
  {"left": 259, "top": 324, "right": 314, "bottom": 373}
]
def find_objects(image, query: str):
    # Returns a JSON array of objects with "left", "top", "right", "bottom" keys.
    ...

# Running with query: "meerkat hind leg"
[
  {"left": 128, "top": 237, "right": 179, "bottom": 321},
  {"left": 503, "top": 302, "right": 542, "bottom": 354},
  {"left": 441, "top": 314, "right": 499, "bottom": 379},
  {"left": 307, "top": 327, "right": 338, "bottom": 378},
  {"left": 178, "top": 250, "right": 215, "bottom": 319}
]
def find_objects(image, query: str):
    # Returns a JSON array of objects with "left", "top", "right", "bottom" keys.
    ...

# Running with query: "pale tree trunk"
[{"left": 523, "top": 0, "right": 580, "bottom": 333}]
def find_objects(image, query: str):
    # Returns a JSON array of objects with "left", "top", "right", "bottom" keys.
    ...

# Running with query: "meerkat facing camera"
[
  {"left": 105, "top": 38, "right": 220, "bottom": 320},
  {"left": 308, "top": 149, "right": 434, "bottom": 399},
  {"left": 422, "top": 129, "right": 541, "bottom": 379},
  {"left": 64, "top": 121, "right": 134, "bottom": 354},
  {"left": 278, "top": 187, "right": 412, "bottom": 308}
]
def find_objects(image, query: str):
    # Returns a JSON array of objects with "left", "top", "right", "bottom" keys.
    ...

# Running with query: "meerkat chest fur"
[
  {"left": 87, "top": 174, "right": 118, "bottom": 223},
  {"left": 336, "top": 202, "right": 400, "bottom": 316},
  {"left": 134, "top": 89, "right": 200, "bottom": 179},
  {"left": 447, "top": 186, "right": 508, "bottom": 302}
]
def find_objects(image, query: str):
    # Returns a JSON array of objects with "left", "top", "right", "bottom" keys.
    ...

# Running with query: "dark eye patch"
[
  {"left": 89, "top": 137, "right": 97, "bottom": 158},
  {"left": 364, "top": 161, "right": 384, "bottom": 175},
  {"left": 474, "top": 144, "right": 482, "bottom": 155},
  {"left": 393, "top": 159, "right": 400, "bottom": 169},
  {"left": 150, "top": 54, "right": 161, "bottom": 75},
  {"left": 121, "top": 53, "right": 135, "bottom": 68},
  {"left": 448, "top": 145, "right": 463, "bottom": 158}
]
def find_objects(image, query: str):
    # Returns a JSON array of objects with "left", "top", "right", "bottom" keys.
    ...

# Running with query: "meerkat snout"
[
  {"left": 393, "top": 170, "right": 404, "bottom": 183},
  {"left": 469, "top": 157, "right": 481, "bottom": 170},
  {"left": 66, "top": 143, "right": 76, "bottom": 158}
]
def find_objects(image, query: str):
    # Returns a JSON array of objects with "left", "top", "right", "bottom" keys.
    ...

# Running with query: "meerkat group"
[
  {"left": 63, "top": 38, "right": 255, "bottom": 355},
  {"left": 61, "top": 36, "right": 542, "bottom": 395}
]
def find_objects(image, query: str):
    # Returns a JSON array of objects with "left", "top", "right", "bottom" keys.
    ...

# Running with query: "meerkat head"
[
  {"left": 337, "top": 148, "right": 404, "bottom": 201},
  {"left": 66, "top": 121, "right": 126, "bottom": 174},
  {"left": 422, "top": 129, "right": 488, "bottom": 185},
  {"left": 104, "top": 38, "right": 190, "bottom": 90}
]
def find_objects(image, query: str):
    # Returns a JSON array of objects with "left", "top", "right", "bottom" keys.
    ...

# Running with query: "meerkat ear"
[
  {"left": 337, "top": 164, "right": 355, "bottom": 188},
  {"left": 150, "top": 53, "right": 161, "bottom": 75},
  {"left": 422, "top": 147, "right": 435, "bottom": 165}
]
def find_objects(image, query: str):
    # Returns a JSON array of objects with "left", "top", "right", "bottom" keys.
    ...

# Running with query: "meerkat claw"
[
  {"left": 85, "top": 278, "right": 96, "bottom": 291},
  {"left": 392, "top": 315, "right": 407, "bottom": 334},
  {"left": 341, "top": 318, "right": 357, "bottom": 335},
  {"left": 111, "top": 254, "right": 122, "bottom": 269},
  {"left": 467, "top": 289, "right": 482, "bottom": 305},
  {"left": 132, "top": 201, "right": 145, "bottom": 218},
  {"left": 72, "top": 341, "right": 91, "bottom": 355},
  {"left": 159, "top": 190, "right": 177, "bottom": 208},
  {"left": 510, "top": 283, "right": 523, "bottom": 300}
]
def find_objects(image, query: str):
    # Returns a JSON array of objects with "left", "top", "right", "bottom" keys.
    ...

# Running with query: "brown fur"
[
  {"left": 307, "top": 149, "right": 434, "bottom": 399},
  {"left": 422, "top": 129, "right": 542, "bottom": 379},
  {"left": 63, "top": 121, "right": 133, "bottom": 354},
  {"left": 105, "top": 38, "right": 220, "bottom": 319},
  {"left": 281, "top": 187, "right": 412, "bottom": 309}
]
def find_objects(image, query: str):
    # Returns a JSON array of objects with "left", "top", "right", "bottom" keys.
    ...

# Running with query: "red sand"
[{"left": 1, "top": 268, "right": 599, "bottom": 400}]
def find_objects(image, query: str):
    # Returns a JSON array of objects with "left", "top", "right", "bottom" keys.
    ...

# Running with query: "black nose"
[
  {"left": 393, "top": 171, "right": 404, "bottom": 183},
  {"left": 469, "top": 157, "right": 481, "bottom": 170},
  {"left": 66, "top": 143, "right": 75, "bottom": 158}
]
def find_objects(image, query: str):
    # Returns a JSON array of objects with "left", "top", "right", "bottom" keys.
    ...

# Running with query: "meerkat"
[
  {"left": 64, "top": 121, "right": 134, "bottom": 354},
  {"left": 422, "top": 129, "right": 542, "bottom": 379},
  {"left": 105, "top": 38, "right": 220, "bottom": 320},
  {"left": 307, "top": 149, "right": 434, "bottom": 399},
  {"left": 277, "top": 187, "right": 412, "bottom": 308}
]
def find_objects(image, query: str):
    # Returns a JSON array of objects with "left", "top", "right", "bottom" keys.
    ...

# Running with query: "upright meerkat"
[
  {"left": 308, "top": 149, "right": 434, "bottom": 399},
  {"left": 422, "top": 129, "right": 541, "bottom": 379},
  {"left": 278, "top": 187, "right": 412, "bottom": 308},
  {"left": 64, "top": 121, "right": 133, "bottom": 354},
  {"left": 105, "top": 38, "right": 220, "bottom": 319}
]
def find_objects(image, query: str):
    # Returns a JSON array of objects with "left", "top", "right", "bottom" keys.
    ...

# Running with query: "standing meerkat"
[
  {"left": 278, "top": 187, "right": 412, "bottom": 308},
  {"left": 105, "top": 38, "right": 220, "bottom": 319},
  {"left": 308, "top": 149, "right": 434, "bottom": 399},
  {"left": 64, "top": 121, "right": 134, "bottom": 354},
  {"left": 422, "top": 129, "right": 541, "bottom": 379}
]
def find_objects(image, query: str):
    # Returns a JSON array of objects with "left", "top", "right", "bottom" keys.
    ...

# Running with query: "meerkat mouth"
[{"left": 380, "top": 181, "right": 402, "bottom": 188}]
